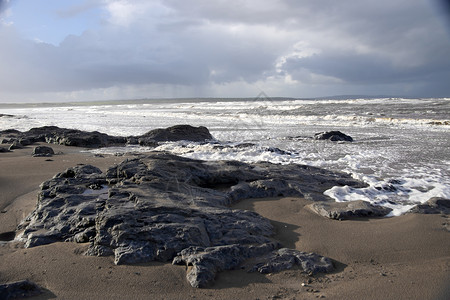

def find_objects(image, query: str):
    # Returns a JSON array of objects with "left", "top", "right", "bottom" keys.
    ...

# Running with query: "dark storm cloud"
[
  {"left": 0, "top": 0, "right": 449, "bottom": 100},
  {"left": 0, "top": 0, "right": 10, "bottom": 14},
  {"left": 282, "top": 47, "right": 450, "bottom": 84}
]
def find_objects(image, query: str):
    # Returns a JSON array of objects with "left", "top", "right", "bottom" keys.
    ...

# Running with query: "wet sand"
[{"left": 0, "top": 143, "right": 449, "bottom": 299}]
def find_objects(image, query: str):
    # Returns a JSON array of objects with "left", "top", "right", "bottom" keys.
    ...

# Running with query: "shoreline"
[{"left": 0, "top": 143, "right": 449, "bottom": 299}]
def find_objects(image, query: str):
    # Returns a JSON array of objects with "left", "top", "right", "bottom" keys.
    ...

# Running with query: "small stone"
[
  {"left": 307, "top": 200, "right": 392, "bottom": 220},
  {"left": 32, "top": 145, "right": 55, "bottom": 157},
  {"left": 9, "top": 141, "right": 23, "bottom": 150}
]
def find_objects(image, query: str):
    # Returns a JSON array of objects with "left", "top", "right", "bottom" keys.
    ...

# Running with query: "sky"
[{"left": 0, "top": 0, "right": 449, "bottom": 103}]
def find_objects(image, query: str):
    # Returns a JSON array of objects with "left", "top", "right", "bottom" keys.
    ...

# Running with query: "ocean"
[{"left": 1, "top": 97, "right": 449, "bottom": 216}]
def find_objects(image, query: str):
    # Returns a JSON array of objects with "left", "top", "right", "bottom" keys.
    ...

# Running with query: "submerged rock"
[
  {"left": 307, "top": 200, "right": 392, "bottom": 219},
  {"left": 314, "top": 131, "right": 353, "bottom": 142},
  {"left": 18, "top": 153, "right": 366, "bottom": 287}
]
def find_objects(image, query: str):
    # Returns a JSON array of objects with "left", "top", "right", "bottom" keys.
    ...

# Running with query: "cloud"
[
  {"left": 0, "top": 0, "right": 10, "bottom": 12},
  {"left": 56, "top": 0, "right": 102, "bottom": 19},
  {"left": 0, "top": 0, "right": 11, "bottom": 24},
  {"left": 0, "top": 0, "right": 449, "bottom": 102}
]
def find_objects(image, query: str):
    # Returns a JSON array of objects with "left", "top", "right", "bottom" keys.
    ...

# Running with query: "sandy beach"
[{"left": 1, "top": 143, "right": 449, "bottom": 299}]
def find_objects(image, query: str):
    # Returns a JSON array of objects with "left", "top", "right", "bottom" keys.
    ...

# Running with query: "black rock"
[
  {"left": 136, "top": 138, "right": 159, "bottom": 147},
  {"left": 8, "top": 141, "right": 24, "bottom": 150},
  {"left": 0, "top": 129, "right": 21, "bottom": 144},
  {"left": 307, "top": 200, "right": 392, "bottom": 219},
  {"left": 18, "top": 153, "right": 364, "bottom": 287},
  {"left": 173, "top": 245, "right": 334, "bottom": 288},
  {"left": 0, "top": 114, "right": 14, "bottom": 118},
  {"left": 172, "top": 243, "right": 279, "bottom": 288},
  {"left": 314, "top": 131, "right": 353, "bottom": 142},
  {"left": 1, "top": 125, "right": 214, "bottom": 149},
  {"left": 247, "top": 248, "right": 334, "bottom": 275},
  {"left": 266, "top": 147, "right": 292, "bottom": 155},
  {"left": 32, "top": 146, "right": 55, "bottom": 157},
  {"left": 18, "top": 138, "right": 33, "bottom": 146},
  {"left": 138, "top": 125, "right": 213, "bottom": 144},
  {"left": 0, "top": 126, "right": 127, "bottom": 148},
  {"left": 407, "top": 197, "right": 450, "bottom": 214},
  {"left": 0, "top": 147, "right": 10, "bottom": 153},
  {"left": 0, "top": 280, "right": 42, "bottom": 299}
]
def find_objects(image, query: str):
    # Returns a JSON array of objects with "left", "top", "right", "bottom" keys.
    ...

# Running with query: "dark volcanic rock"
[
  {"left": 307, "top": 200, "right": 392, "bottom": 219},
  {"left": 247, "top": 248, "right": 334, "bottom": 275},
  {"left": 8, "top": 141, "right": 24, "bottom": 150},
  {"left": 36, "top": 126, "right": 127, "bottom": 147},
  {"left": 32, "top": 145, "right": 55, "bottom": 157},
  {"left": 1, "top": 124, "right": 214, "bottom": 149},
  {"left": 0, "top": 280, "right": 42, "bottom": 299},
  {"left": 0, "top": 147, "right": 10, "bottom": 153},
  {"left": 0, "top": 126, "right": 127, "bottom": 148},
  {"left": 18, "top": 153, "right": 364, "bottom": 287},
  {"left": 138, "top": 125, "right": 213, "bottom": 145},
  {"left": 172, "top": 246, "right": 334, "bottom": 288},
  {"left": 172, "top": 244, "right": 333, "bottom": 288},
  {"left": 314, "top": 131, "right": 353, "bottom": 142},
  {"left": 173, "top": 243, "right": 279, "bottom": 288},
  {"left": 407, "top": 197, "right": 450, "bottom": 214}
]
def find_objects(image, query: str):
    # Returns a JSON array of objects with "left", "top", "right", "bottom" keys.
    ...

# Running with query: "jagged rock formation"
[
  {"left": 17, "top": 152, "right": 365, "bottom": 287},
  {"left": 307, "top": 200, "right": 392, "bottom": 219}
]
